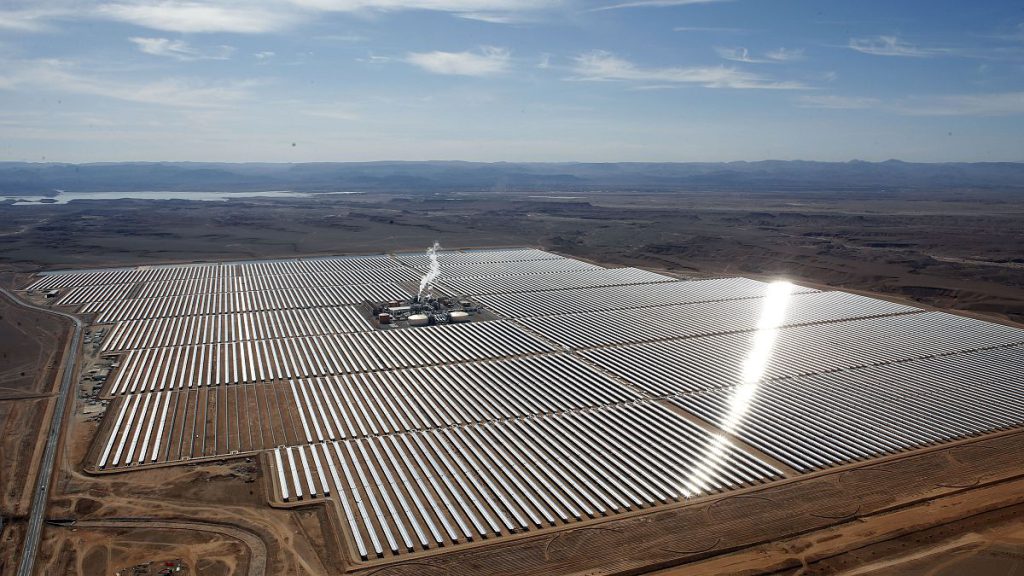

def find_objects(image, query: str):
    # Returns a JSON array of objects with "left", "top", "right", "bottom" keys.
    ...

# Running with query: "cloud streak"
[
  {"left": 848, "top": 35, "right": 948, "bottom": 57},
  {"left": 797, "top": 95, "right": 880, "bottom": 110},
  {"left": 130, "top": 37, "right": 234, "bottom": 60},
  {"left": 0, "top": 58, "right": 255, "bottom": 108},
  {"left": 97, "top": 1, "right": 300, "bottom": 34},
  {"left": 765, "top": 47, "right": 804, "bottom": 62},
  {"left": 0, "top": 8, "right": 72, "bottom": 32},
  {"left": 4, "top": 0, "right": 562, "bottom": 34},
  {"left": 570, "top": 50, "right": 808, "bottom": 89},
  {"left": 799, "top": 92, "right": 1024, "bottom": 116},
  {"left": 718, "top": 46, "right": 804, "bottom": 63},
  {"left": 591, "top": 0, "right": 727, "bottom": 12},
  {"left": 897, "top": 92, "right": 1024, "bottom": 116},
  {"left": 406, "top": 46, "right": 511, "bottom": 76},
  {"left": 288, "top": 0, "right": 559, "bottom": 24}
]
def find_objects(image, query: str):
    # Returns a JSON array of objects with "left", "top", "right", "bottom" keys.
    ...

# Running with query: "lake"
[{"left": 0, "top": 190, "right": 358, "bottom": 205}]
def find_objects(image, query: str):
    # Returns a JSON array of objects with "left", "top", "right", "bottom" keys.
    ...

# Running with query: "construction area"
[{"left": 19, "top": 247, "right": 1024, "bottom": 574}]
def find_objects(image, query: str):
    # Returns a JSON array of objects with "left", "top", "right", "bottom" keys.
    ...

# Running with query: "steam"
[{"left": 417, "top": 241, "right": 441, "bottom": 301}]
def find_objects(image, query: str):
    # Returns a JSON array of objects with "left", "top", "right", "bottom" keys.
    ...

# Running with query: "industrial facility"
[{"left": 25, "top": 248, "right": 1024, "bottom": 565}]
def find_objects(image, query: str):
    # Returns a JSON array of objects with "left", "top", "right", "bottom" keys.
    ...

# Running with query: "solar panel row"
[
  {"left": 271, "top": 402, "right": 781, "bottom": 560},
  {"left": 26, "top": 247, "right": 1024, "bottom": 564}
]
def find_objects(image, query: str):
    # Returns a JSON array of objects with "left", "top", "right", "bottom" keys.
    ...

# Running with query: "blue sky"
[{"left": 1, "top": 0, "right": 1022, "bottom": 162}]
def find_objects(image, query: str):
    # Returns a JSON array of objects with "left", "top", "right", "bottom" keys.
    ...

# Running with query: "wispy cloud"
[
  {"left": 130, "top": 37, "right": 234, "bottom": 60},
  {"left": 897, "top": 92, "right": 1024, "bottom": 116},
  {"left": 765, "top": 47, "right": 804, "bottom": 62},
  {"left": 797, "top": 94, "right": 880, "bottom": 110},
  {"left": 314, "top": 33, "right": 367, "bottom": 42},
  {"left": 570, "top": 50, "right": 808, "bottom": 89},
  {"left": 6, "top": 0, "right": 558, "bottom": 34},
  {"left": 406, "top": 46, "right": 511, "bottom": 76},
  {"left": 302, "top": 104, "right": 361, "bottom": 121},
  {"left": 456, "top": 12, "right": 519, "bottom": 24},
  {"left": 591, "top": 0, "right": 727, "bottom": 12},
  {"left": 799, "top": 92, "right": 1024, "bottom": 116},
  {"left": 0, "top": 58, "right": 256, "bottom": 108},
  {"left": 716, "top": 47, "right": 769, "bottom": 63},
  {"left": 674, "top": 25, "right": 744, "bottom": 33},
  {"left": 97, "top": 2, "right": 299, "bottom": 34},
  {"left": 717, "top": 46, "right": 804, "bottom": 63},
  {"left": 356, "top": 52, "right": 393, "bottom": 64},
  {"left": 288, "top": 0, "right": 559, "bottom": 23},
  {"left": 848, "top": 35, "right": 948, "bottom": 57},
  {"left": 0, "top": 8, "right": 68, "bottom": 32}
]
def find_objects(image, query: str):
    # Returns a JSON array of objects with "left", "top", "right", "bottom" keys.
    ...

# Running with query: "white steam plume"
[{"left": 417, "top": 241, "right": 441, "bottom": 300}]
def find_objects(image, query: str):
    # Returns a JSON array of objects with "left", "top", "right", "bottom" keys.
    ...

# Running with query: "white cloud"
[
  {"left": 570, "top": 50, "right": 808, "bottom": 89},
  {"left": 303, "top": 105, "right": 361, "bottom": 121},
  {"left": 765, "top": 47, "right": 803, "bottom": 62},
  {"left": 130, "top": 37, "right": 234, "bottom": 60},
  {"left": 0, "top": 58, "right": 255, "bottom": 108},
  {"left": 314, "top": 33, "right": 367, "bottom": 42},
  {"left": 591, "top": 0, "right": 727, "bottom": 12},
  {"left": 674, "top": 25, "right": 744, "bottom": 33},
  {"left": 289, "top": 0, "right": 553, "bottom": 10},
  {"left": 288, "top": 0, "right": 558, "bottom": 22},
  {"left": 356, "top": 53, "right": 393, "bottom": 64},
  {"left": 716, "top": 47, "right": 769, "bottom": 63},
  {"left": 456, "top": 12, "right": 517, "bottom": 23},
  {"left": 798, "top": 92, "right": 1024, "bottom": 116},
  {"left": 406, "top": 46, "right": 511, "bottom": 76},
  {"left": 896, "top": 92, "right": 1024, "bottom": 116},
  {"left": 0, "top": 8, "right": 68, "bottom": 32},
  {"left": 3, "top": 0, "right": 559, "bottom": 35},
  {"left": 254, "top": 51, "right": 276, "bottom": 60},
  {"left": 848, "top": 36, "right": 947, "bottom": 58},
  {"left": 717, "top": 46, "right": 804, "bottom": 63},
  {"left": 97, "top": 2, "right": 298, "bottom": 34},
  {"left": 797, "top": 95, "right": 880, "bottom": 110}
]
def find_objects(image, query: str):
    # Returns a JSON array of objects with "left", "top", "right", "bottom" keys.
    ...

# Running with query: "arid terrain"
[
  {"left": 0, "top": 288, "right": 70, "bottom": 574},
  {"left": 2, "top": 188, "right": 1022, "bottom": 323},
  {"left": 0, "top": 188, "right": 1022, "bottom": 575}
]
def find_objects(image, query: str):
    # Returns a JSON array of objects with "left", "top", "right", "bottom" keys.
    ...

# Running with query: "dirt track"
[{"left": 68, "top": 519, "right": 267, "bottom": 575}]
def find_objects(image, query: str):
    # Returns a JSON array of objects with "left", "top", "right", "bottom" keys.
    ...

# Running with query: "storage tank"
[
  {"left": 378, "top": 313, "right": 392, "bottom": 325},
  {"left": 450, "top": 311, "right": 470, "bottom": 323},
  {"left": 408, "top": 313, "right": 429, "bottom": 327}
]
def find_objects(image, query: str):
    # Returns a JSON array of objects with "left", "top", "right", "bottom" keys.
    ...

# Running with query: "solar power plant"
[{"left": 29, "top": 248, "right": 1024, "bottom": 567}]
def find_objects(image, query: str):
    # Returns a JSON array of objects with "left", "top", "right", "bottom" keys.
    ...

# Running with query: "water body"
[{"left": 1, "top": 190, "right": 359, "bottom": 205}]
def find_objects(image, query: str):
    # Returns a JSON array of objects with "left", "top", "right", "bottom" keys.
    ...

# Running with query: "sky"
[{"left": 1, "top": 0, "right": 1023, "bottom": 163}]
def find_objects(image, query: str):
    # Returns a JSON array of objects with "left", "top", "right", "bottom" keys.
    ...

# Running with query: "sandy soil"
[
  {"left": 39, "top": 524, "right": 241, "bottom": 576},
  {"left": 0, "top": 292, "right": 67, "bottom": 398},
  {"left": 652, "top": 471, "right": 1024, "bottom": 575},
  {"left": 0, "top": 289, "right": 71, "bottom": 573}
]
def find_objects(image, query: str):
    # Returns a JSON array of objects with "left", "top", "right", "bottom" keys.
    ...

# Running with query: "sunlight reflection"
[{"left": 682, "top": 280, "right": 793, "bottom": 497}]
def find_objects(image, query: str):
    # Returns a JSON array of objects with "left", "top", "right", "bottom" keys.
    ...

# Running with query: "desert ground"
[
  {"left": 0, "top": 188, "right": 1022, "bottom": 575},
  {"left": 2, "top": 188, "right": 1022, "bottom": 322}
]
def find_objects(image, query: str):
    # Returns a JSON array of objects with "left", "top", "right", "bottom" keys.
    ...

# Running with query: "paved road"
[{"left": 2, "top": 288, "right": 83, "bottom": 576}]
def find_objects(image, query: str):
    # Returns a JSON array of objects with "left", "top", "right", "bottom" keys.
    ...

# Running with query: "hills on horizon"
[{"left": 1, "top": 160, "right": 1022, "bottom": 195}]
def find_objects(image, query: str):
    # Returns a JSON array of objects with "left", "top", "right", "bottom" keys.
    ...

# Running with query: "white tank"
[
  {"left": 450, "top": 311, "right": 470, "bottom": 323},
  {"left": 408, "top": 313, "right": 429, "bottom": 326}
]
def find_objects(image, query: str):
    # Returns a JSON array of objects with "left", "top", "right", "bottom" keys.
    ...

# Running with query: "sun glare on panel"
[{"left": 683, "top": 280, "right": 793, "bottom": 497}]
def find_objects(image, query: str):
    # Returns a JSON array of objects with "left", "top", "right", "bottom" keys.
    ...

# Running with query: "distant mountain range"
[{"left": 1, "top": 160, "right": 1022, "bottom": 195}]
